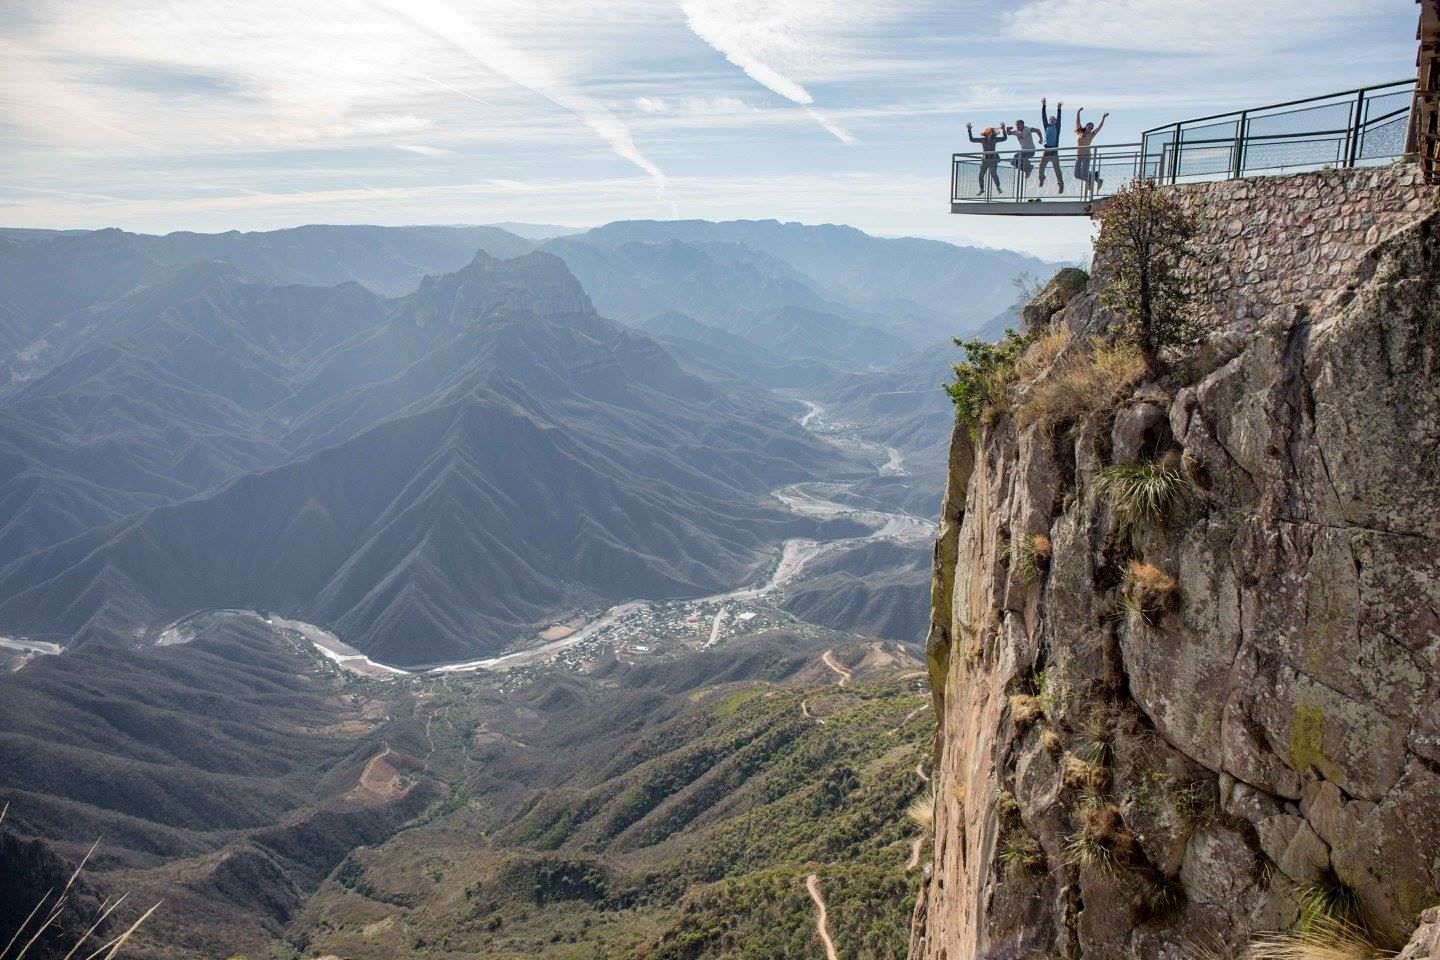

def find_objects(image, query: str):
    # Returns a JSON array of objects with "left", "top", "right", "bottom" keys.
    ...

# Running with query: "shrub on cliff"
[
  {"left": 944, "top": 328, "right": 1035, "bottom": 437},
  {"left": 1094, "top": 179, "right": 1199, "bottom": 374}
]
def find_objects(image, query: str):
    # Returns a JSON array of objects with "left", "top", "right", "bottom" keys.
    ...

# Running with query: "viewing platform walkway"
[{"left": 952, "top": 79, "right": 1417, "bottom": 216}]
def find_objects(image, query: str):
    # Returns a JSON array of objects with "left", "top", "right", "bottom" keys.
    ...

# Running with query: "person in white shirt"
[{"left": 1006, "top": 119, "right": 1042, "bottom": 184}]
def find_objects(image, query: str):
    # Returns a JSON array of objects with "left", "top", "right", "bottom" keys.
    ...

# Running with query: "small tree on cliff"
[{"left": 1094, "top": 178, "right": 1198, "bottom": 375}]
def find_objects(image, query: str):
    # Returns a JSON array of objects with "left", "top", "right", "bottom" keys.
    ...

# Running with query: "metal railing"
[
  {"left": 1142, "top": 79, "right": 1415, "bottom": 183},
  {"left": 950, "top": 144, "right": 1146, "bottom": 206},
  {"left": 951, "top": 79, "right": 1417, "bottom": 209}
]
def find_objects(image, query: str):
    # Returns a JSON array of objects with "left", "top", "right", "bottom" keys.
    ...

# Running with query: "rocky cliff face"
[{"left": 912, "top": 189, "right": 1440, "bottom": 957}]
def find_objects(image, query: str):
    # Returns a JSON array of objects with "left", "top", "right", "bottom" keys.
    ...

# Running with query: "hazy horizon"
[{"left": 1, "top": 0, "right": 1412, "bottom": 262}]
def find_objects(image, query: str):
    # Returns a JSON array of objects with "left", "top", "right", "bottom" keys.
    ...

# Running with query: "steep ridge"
[
  {"left": 911, "top": 172, "right": 1440, "bottom": 957},
  {"left": 0, "top": 264, "right": 394, "bottom": 563},
  {"left": 0, "top": 224, "right": 532, "bottom": 393},
  {"left": 0, "top": 616, "right": 436, "bottom": 957}
]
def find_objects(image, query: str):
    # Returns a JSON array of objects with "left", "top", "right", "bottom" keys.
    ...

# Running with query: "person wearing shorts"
[{"left": 1074, "top": 107, "right": 1109, "bottom": 193}]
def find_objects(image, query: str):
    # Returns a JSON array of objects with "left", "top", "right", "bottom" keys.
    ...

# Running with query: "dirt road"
[
  {"left": 805, "top": 873, "right": 839, "bottom": 960},
  {"left": 821, "top": 649, "right": 853, "bottom": 687}
]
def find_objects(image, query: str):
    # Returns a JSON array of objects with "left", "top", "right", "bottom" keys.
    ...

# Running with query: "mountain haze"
[{"left": 0, "top": 247, "right": 859, "bottom": 664}]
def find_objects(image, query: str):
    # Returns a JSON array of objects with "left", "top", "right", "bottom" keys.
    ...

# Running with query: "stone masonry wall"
[{"left": 1174, "top": 163, "right": 1437, "bottom": 330}]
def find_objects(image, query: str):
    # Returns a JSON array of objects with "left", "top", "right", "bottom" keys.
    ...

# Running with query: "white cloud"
[
  {"left": 676, "top": 0, "right": 919, "bottom": 143},
  {"left": 372, "top": 0, "right": 673, "bottom": 209},
  {"left": 1007, "top": 0, "right": 1392, "bottom": 54},
  {"left": 633, "top": 95, "right": 755, "bottom": 116},
  {"left": 396, "top": 144, "right": 453, "bottom": 157}
]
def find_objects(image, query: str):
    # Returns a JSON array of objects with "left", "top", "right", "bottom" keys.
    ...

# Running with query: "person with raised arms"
[
  {"left": 1074, "top": 106, "right": 1109, "bottom": 193},
  {"left": 966, "top": 121, "right": 1010, "bottom": 196},
  {"left": 1039, "top": 97, "right": 1064, "bottom": 193}
]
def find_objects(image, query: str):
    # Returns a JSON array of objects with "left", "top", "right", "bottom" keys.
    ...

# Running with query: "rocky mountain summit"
[{"left": 911, "top": 167, "right": 1440, "bottom": 958}]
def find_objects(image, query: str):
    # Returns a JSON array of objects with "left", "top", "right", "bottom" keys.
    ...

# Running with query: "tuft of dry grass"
[
  {"left": 1015, "top": 326, "right": 1072, "bottom": 380},
  {"left": 1065, "top": 803, "right": 1137, "bottom": 873},
  {"left": 1009, "top": 533, "right": 1052, "bottom": 585},
  {"left": 1040, "top": 728, "right": 1063, "bottom": 755},
  {"left": 1247, "top": 915, "right": 1393, "bottom": 960},
  {"left": 0, "top": 830, "right": 159, "bottom": 960},
  {"left": 907, "top": 788, "right": 935, "bottom": 831},
  {"left": 1062, "top": 753, "right": 1109, "bottom": 796},
  {"left": 1121, "top": 559, "right": 1179, "bottom": 625},
  {"left": 1097, "top": 457, "right": 1193, "bottom": 543},
  {"left": 1009, "top": 694, "right": 1044, "bottom": 729},
  {"left": 1132, "top": 869, "right": 1186, "bottom": 922},
  {"left": 1014, "top": 337, "right": 1146, "bottom": 435},
  {"left": 997, "top": 829, "right": 1045, "bottom": 876}
]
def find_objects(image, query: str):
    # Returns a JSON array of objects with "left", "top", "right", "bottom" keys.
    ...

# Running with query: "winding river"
[{"left": 148, "top": 399, "right": 936, "bottom": 678}]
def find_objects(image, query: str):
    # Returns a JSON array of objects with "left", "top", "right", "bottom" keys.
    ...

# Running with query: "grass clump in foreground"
[
  {"left": 1097, "top": 456, "right": 1192, "bottom": 543},
  {"left": 1062, "top": 753, "right": 1109, "bottom": 797},
  {"left": 906, "top": 788, "right": 935, "bottom": 831},
  {"left": 992, "top": 787, "right": 1044, "bottom": 878},
  {"left": 0, "top": 804, "right": 160, "bottom": 960},
  {"left": 1248, "top": 914, "right": 1392, "bottom": 960},
  {"left": 1008, "top": 694, "right": 1045, "bottom": 729},
  {"left": 1013, "top": 337, "right": 1146, "bottom": 436}
]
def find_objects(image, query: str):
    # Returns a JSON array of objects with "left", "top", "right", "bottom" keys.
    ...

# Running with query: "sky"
[{"left": 0, "top": 0, "right": 1415, "bottom": 261}]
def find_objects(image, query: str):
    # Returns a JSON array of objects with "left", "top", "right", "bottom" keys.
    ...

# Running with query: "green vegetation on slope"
[{"left": 289, "top": 642, "right": 933, "bottom": 960}]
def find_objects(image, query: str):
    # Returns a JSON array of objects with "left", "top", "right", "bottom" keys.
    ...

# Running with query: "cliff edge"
[{"left": 912, "top": 167, "right": 1440, "bottom": 958}]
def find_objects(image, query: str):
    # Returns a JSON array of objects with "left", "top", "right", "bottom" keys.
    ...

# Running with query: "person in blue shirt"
[
  {"left": 966, "top": 122, "right": 1009, "bottom": 195},
  {"left": 1039, "top": 97, "right": 1064, "bottom": 193}
]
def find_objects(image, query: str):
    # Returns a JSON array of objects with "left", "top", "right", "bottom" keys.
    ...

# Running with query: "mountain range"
[{"left": 0, "top": 220, "right": 1043, "bottom": 664}]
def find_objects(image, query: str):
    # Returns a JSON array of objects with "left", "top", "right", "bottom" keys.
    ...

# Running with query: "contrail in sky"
[{"left": 376, "top": 0, "right": 676, "bottom": 213}]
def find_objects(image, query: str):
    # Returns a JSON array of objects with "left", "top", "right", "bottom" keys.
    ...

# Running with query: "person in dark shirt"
[
  {"left": 966, "top": 122, "right": 1009, "bottom": 195},
  {"left": 1039, "top": 97, "right": 1064, "bottom": 193}
]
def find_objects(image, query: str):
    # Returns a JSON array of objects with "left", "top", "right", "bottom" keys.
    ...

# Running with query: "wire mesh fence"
[
  {"left": 954, "top": 79, "right": 1417, "bottom": 209},
  {"left": 951, "top": 147, "right": 1146, "bottom": 204}
]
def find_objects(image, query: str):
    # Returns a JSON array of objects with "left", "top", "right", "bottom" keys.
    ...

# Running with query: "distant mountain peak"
[{"left": 412, "top": 249, "right": 597, "bottom": 325}]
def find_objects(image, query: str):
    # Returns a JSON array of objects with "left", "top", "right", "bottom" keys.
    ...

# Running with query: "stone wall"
[{"left": 1174, "top": 163, "right": 1437, "bottom": 329}]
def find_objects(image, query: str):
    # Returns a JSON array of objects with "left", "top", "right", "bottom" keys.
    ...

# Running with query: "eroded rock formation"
[{"left": 912, "top": 182, "right": 1440, "bottom": 958}]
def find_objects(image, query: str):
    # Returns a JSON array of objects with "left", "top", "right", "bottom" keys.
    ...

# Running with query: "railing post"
[
  {"left": 1345, "top": 89, "right": 1367, "bottom": 167},
  {"left": 1232, "top": 111, "right": 1248, "bottom": 179},
  {"left": 1169, "top": 124, "right": 1182, "bottom": 184}
]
